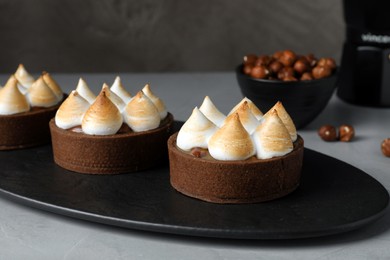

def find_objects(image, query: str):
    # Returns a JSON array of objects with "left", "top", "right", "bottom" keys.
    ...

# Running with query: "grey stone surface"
[
  {"left": 0, "top": 0, "right": 343, "bottom": 72},
  {"left": 0, "top": 72, "right": 390, "bottom": 259}
]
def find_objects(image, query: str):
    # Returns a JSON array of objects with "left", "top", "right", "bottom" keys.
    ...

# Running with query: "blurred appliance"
[{"left": 337, "top": 0, "right": 390, "bottom": 106}]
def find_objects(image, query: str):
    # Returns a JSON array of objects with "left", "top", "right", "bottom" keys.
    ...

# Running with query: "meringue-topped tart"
[
  {"left": 0, "top": 67, "right": 65, "bottom": 150},
  {"left": 168, "top": 96, "right": 304, "bottom": 204},
  {"left": 50, "top": 80, "right": 174, "bottom": 174}
]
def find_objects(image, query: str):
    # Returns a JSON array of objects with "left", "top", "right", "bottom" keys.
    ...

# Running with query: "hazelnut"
[
  {"left": 293, "top": 59, "right": 310, "bottom": 75},
  {"left": 272, "top": 50, "right": 284, "bottom": 60},
  {"left": 339, "top": 125, "right": 355, "bottom": 142},
  {"left": 277, "top": 67, "right": 295, "bottom": 80},
  {"left": 381, "top": 138, "right": 390, "bottom": 157},
  {"left": 318, "top": 125, "right": 337, "bottom": 141},
  {"left": 317, "top": 58, "right": 337, "bottom": 70},
  {"left": 243, "top": 64, "right": 253, "bottom": 75},
  {"left": 283, "top": 75, "right": 298, "bottom": 82},
  {"left": 255, "top": 55, "right": 272, "bottom": 66},
  {"left": 312, "top": 66, "right": 332, "bottom": 79},
  {"left": 305, "top": 53, "right": 317, "bottom": 67},
  {"left": 279, "top": 50, "right": 297, "bottom": 67},
  {"left": 301, "top": 72, "right": 313, "bottom": 81},
  {"left": 191, "top": 148, "right": 207, "bottom": 158},
  {"left": 269, "top": 61, "right": 283, "bottom": 74},
  {"left": 250, "top": 65, "right": 269, "bottom": 79},
  {"left": 243, "top": 54, "right": 257, "bottom": 65}
]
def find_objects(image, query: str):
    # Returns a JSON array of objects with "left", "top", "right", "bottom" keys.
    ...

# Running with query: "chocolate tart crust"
[
  {"left": 168, "top": 133, "right": 304, "bottom": 204},
  {"left": 0, "top": 101, "right": 63, "bottom": 150},
  {"left": 50, "top": 113, "right": 174, "bottom": 174}
]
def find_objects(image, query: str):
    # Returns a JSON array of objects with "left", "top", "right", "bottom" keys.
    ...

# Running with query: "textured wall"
[{"left": 0, "top": 0, "right": 344, "bottom": 72}]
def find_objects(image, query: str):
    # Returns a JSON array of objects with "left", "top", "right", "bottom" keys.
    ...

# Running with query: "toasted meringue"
[
  {"left": 102, "top": 84, "right": 125, "bottom": 112},
  {"left": 110, "top": 76, "right": 132, "bottom": 104},
  {"left": 55, "top": 91, "right": 90, "bottom": 129},
  {"left": 252, "top": 109, "right": 293, "bottom": 159},
  {"left": 176, "top": 107, "right": 218, "bottom": 151},
  {"left": 229, "top": 97, "right": 263, "bottom": 120},
  {"left": 14, "top": 64, "right": 34, "bottom": 94},
  {"left": 142, "top": 84, "right": 167, "bottom": 119},
  {"left": 42, "top": 72, "right": 63, "bottom": 101},
  {"left": 81, "top": 89, "right": 123, "bottom": 135},
  {"left": 123, "top": 91, "right": 160, "bottom": 132},
  {"left": 226, "top": 101, "right": 259, "bottom": 134},
  {"left": 208, "top": 113, "right": 255, "bottom": 161},
  {"left": 27, "top": 76, "right": 59, "bottom": 107},
  {"left": 76, "top": 78, "right": 96, "bottom": 103},
  {"left": 199, "top": 96, "right": 226, "bottom": 127},
  {"left": 265, "top": 101, "right": 297, "bottom": 141},
  {"left": 0, "top": 75, "right": 30, "bottom": 115}
]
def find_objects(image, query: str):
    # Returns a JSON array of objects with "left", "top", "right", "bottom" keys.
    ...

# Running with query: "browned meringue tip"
[
  {"left": 4, "top": 75, "right": 19, "bottom": 87},
  {"left": 16, "top": 64, "right": 26, "bottom": 71},
  {"left": 42, "top": 72, "right": 63, "bottom": 99},
  {"left": 265, "top": 101, "right": 297, "bottom": 141}
]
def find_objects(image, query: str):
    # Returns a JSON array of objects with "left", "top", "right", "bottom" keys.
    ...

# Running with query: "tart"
[
  {"left": 50, "top": 78, "right": 174, "bottom": 174},
  {"left": 168, "top": 97, "right": 304, "bottom": 204},
  {"left": 0, "top": 65, "right": 64, "bottom": 150}
]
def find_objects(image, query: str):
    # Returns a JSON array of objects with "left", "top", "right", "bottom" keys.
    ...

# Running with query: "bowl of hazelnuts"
[{"left": 236, "top": 50, "right": 338, "bottom": 129}]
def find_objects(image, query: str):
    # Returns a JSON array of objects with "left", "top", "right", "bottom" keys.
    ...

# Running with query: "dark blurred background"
[{"left": 0, "top": 0, "right": 343, "bottom": 72}]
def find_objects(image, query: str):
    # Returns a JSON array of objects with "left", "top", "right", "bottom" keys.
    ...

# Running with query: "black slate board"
[{"left": 0, "top": 126, "right": 388, "bottom": 239}]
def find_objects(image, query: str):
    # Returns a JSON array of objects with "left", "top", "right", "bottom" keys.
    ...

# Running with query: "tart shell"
[
  {"left": 49, "top": 113, "right": 174, "bottom": 174},
  {"left": 0, "top": 102, "right": 63, "bottom": 150},
  {"left": 168, "top": 132, "right": 304, "bottom": 204}
]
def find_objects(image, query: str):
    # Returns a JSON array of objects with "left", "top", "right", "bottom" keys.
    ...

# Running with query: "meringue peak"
[
  {"left": 252, "top": 109, "right": 293, "bottom": 159},
  {"left": 208, "top": 113, "right": 255, "bottom": 161},
  {"left": 111, "top": 76, "right": 132, "bottom": 103},
  {"left": 81, "top": 89, "right": 123, "bottom": 135},
  {"left": 142, "top": 83, "right": 167, "bottom": 119},
  {"left": 55, "top": 90, "right": 90, "bottom": 129},
  {"left": 14, "top": 64, "right": 34, "bottom": 86},
  {"left": 176, "top": 107, "right": 218, "bottom": 151},
  {"left": 230, "top": 97, "right": 263, "bottom": 120},
  {"left": 226, "top": 101, "right": 259, "bottom": 134},
  {"left": 0, "top": 75, "right": 30, "bottom": 115},
  {"left": 76, "top": 78, "right": 96, "bottom": 103},
  {"left": 14, "top": 64, "right": 34, "bottom": 94},
  {"left": 265, "top": 101, "right": 297, "bottom": 141},
  {"left": 123, "top": 90, "right": 160, "bottom": 132},
  {"left": 42, "top": 72, "right": 63, "bottom": 101},
  {"left": 27, "top": 76, "right": 59, "bottom": 107},
  {"left": 199, "top": 96, "right": 226, "bottom": 127},
  {"left": 102, "top": 83, "right": 126, "bottom": 112}
]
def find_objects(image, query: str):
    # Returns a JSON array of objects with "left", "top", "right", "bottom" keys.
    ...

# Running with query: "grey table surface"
[{"left": 1, "top": 72, "right": 390, "bottom": 260}]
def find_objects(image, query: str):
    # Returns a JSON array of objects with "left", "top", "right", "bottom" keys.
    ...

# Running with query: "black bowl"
[{"left": 235, "top": 65, "right": 338, "bottom": 129}]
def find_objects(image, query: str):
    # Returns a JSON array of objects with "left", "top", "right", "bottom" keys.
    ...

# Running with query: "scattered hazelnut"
[
  {"left": 312, "top": 66, "right": 332, "bottom": 79},
  {"left": 250, "top": 65, "right": 269, "bottom": 79},
  {"left": 339, "top": 125, "right": 355, "bottom": 142},
  {"left": 243, "top": 54, "right": 257, "bottom": 65},
  {"left": 382, "top": 139, "right": 390, "bottom": 157},
  {"left": 318, "top": 125, "right": 338, "bottom": 141}
]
